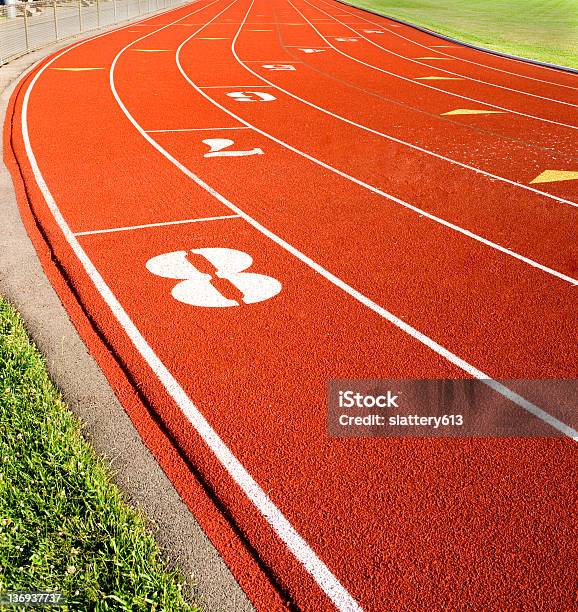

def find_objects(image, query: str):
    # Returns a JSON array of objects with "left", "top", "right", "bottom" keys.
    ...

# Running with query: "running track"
[{"left": 5, "top": 0, "right": 578, "bottom": 609}]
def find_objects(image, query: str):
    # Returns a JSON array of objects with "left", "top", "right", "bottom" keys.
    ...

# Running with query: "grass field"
[
  {"left": 346, "top": 0, "right": 578, "bottom": 68},
  {"left": 0, "top": 297, "right": 198, "bottom": 611}
]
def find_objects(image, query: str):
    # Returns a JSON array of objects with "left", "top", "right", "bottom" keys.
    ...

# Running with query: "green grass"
[
  {"left": 0, "top": 297, "right": 199, "bottom": 611},
  {"left": 346, "top": 0, "right": 578, "bottom": 68}
]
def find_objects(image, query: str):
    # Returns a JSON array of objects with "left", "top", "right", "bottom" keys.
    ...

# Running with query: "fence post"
[
  {"left": 53, "top": 0, "right": 59, "bottom": 40},
  {"left": 78, "top": 0, "right": 83, "bottom": 32},
  {"left": 137, "top": 0, "right": 141, "bottom": 15},
  {"left": 23, "top": 5, "right": 30, "bottom": 51},
  {"left": 5, "top": 0, "right": 16, "bottom": 20},
  {"left": 113, "top": 0, "right": 117, "bottom": 23},
  {"left": 96, "top": 0, "right": 100, "bottom": 27}
]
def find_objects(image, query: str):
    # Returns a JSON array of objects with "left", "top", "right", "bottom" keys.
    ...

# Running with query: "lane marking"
[
  {"left": 51, "top": 67, "right": 104, "bottom": 71},
  {"left": 296, "top": 0, "right": 578, "bottom": 121},
  {"left": 132, "top": 48, "right": 170, "bottom": 51},
  {"left": 74, "top": 214, "right": 242, "bottom": 236},
  {"left": 530, "top": 170, "right": 578, "bottom": 184},
  {"left": 129, "top": 0, "right": 578, "bottom": 447},
  {"left": 442, "top": 108, "right": 505, "bottom": 115},
  {"left": 262, "top": 64, "right": 297, "bottom": 70},
  {"left": 146, "top": 126, "right": 250, "bottom": 132},
  {"left": 146, "top": 247, "right": 282, "bottom": 307},
  {"left": 318, "top": 0, "right": 578, "bottom": 90},
  {"left": 199, "top": 84, "right": 274, "bottom": 88},
  {"left": 197, "top": 37, "right": 229, "bottom": 39},
  {"left": 212, "top": 2, "right": 578, "bottom": 209},
  {"left": 178, "top": 12, "right": 578, "bottom": 286},
  {"left": 202, "top": 137, "right": 264, "bottom": 157},
  {"left": 106, "top": 3, "right": 363, "bottom": 610},
  {"left": 416, "top": 56, "right": 452, "bottom": 60},
  {"left": 226, "top": 90, "right": 277, "bottom": 101},
  {"left": 415, "top": 76, "right": 463, "bottom": 81},
  {"left": 243, "top": 59, "right": 301, "bottom": 63}
]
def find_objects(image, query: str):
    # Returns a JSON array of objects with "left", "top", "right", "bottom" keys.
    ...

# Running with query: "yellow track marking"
[
  {"left": 442, "top": 108, "right": 505, "bottom": 115},
  {"left": 530, "top": 170, "right": 578, "bottom": 184}
]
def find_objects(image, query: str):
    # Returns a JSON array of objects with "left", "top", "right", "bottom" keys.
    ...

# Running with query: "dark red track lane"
[{"left": 5, "top": 0, "right": 578, "bottom": 610}]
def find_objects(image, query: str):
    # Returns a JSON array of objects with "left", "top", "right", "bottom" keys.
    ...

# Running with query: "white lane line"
[
  {"left": 324, "top": 0, "right": 578, "bottom": 90},
  {"left": 309, "top": 0, "right": 577, "bottom": 108},
  {"left": 227, "top": 3, "right": 578, "bottom": 209},
  {"left": 199, "top": 84, "right": 274, "bottom": 87},
  {"left": 108, "top": 3, "right": 363, "bottom": 612},
  {"left": 243, "top": 59, "right": 301, "bottom": 62},
  {"left": 74, "top": 214, "right": 241, "bottom": 236},
  {"left": 20, "top": 2, "right": 364, "bottom": 612},
  {"left": 178, "top": 2, "right": 577, "bottom": 286},
  {"left": 146, "top": 126, "right": 250, "bottom": 132},
  {"left": 181, "top": 1, "right": 576, "bottom": 441},
  {"left": 289, "top": 0, "right": 577, "bottom": 130}
]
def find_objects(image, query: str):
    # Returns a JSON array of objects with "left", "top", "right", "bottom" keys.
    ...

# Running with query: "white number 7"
[{"left": 203, "top": 138, "right": 264, "bottom": 158}]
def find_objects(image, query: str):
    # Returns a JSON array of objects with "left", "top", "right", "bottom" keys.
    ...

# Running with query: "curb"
[
  {"left": 334, "top": 0, "right": 578, "bottom": 75},
  {"left": 0, "top": 14, "right": 254, "bottom": 612}
]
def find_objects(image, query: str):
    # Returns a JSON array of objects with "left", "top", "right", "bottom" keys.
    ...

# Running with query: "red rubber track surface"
[{"left": 5, "top": 0, "right": 578, "bottom": 609}]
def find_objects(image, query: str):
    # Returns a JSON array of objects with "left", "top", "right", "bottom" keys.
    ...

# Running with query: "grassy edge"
[
  {"left": 0, "top": 296, "right": 199, "bottom": 611},
  {"left": 344, "top": 0, "right": 578, "bottom": 69}
]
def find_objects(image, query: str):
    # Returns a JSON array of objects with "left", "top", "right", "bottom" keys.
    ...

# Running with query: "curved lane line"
[
  {"left": 19, "top": 2, "right": 363, "bottom": 611},
  {"left": 108, "top": 2, "right": 364, "bottom": 611}
]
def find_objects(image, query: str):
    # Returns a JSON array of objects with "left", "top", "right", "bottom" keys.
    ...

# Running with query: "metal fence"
[{"left": 0, "top": 0, "right": 189, "bottom": 66}]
